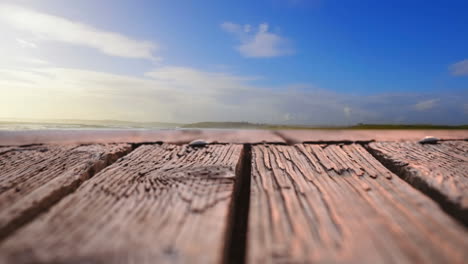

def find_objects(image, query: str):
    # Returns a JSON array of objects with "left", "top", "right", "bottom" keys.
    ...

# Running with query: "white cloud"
[
  {"left": 0, "top": 65, "right": 367, "bottom": 123},
  {"left": 220, "top": 22, "right": 242, "bottom": 33},
  {"left": 413, "top": 99, "right": 439, "bottom": 111},
  {"left": 343, "top": 107, "right": 352, "bottom": 117},
  {"left": 144, "top": 66, "right": 261, "bottom": 90},
  {"left": 221, "top": 22, "right": 294, "bottom": 58},
  {"left": 0, "top": 4, "right": 160, "bottom": 61},
  {"left": 16, "top": 38, "right": 37, "bottom": 48},
  {"left": 0, "top": 66, "right": 466, "bottom": 125},
  {"left": 450, "top": 59, "right": 468, "bottom": 76},
  {"left": 19, "top": 57, "right": 49, "bottom": 65}
]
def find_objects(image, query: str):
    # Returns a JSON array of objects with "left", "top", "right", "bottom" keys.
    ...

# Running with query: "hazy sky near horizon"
[{"left": 0, "top": 0, "right": 467, "bottom": 125}]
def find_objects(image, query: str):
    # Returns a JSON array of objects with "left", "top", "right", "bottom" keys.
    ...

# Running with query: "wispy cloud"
[
  {"left": 16, "top": 38, "right": 37, "bottom": 49},
  {"left": 1, "top": 65, "right": 466, "bottom": 125},
  {"left": 413, "top": 99, "right": 439, "bottom": 111},
  {"left": 0, "top": 4, "right": 160, "bottom": 61},
  {"left": 450, "top": 59, "right": 468, "bottom": 76},
  {"left": 221, "top": 22, "right": 294, "bottom": 58},
  {"left": 343, "top": 107, "right": 352, "bottom": 117}
]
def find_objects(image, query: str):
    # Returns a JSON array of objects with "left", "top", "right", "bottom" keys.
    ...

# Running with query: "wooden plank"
[
  {"left": 0, "top": 146, "right": 15, "bottom": 155},
  {"left": 0, "top": 144, "right": 132, "bottom": 241},
  {"left": 277, "top": 129, "right": 468, "bottom": 143},
  {"left": 368, "top": 141, "right": 468, "bottom": 224},
  {"left": 0, "top": 144, "right": 243, "bottom": 264},
  {"left": 0, "top": 129, "right": 285, "bottom": 145},
  {"left": 249, "top": 144, "right": 468, "bottom": 263}
]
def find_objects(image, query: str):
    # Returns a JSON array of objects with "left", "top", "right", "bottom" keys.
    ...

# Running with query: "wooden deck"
[{"left": 0, "top": 130, "right": 467, "bottom": 263}]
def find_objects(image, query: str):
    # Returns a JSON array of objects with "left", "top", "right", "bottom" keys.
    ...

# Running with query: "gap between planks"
[
  {"left": 223, "top": 144, "right": 251, "bottom": 264},
  {"left": 1, "top": 141, "right": 466, "bottom": 263},
  {"left": 0, "top": 143, "right": 145, "bottom": 242},
  {"left": 247, "top": 144, "right": 467, "bottom": 263},
  {"left": 0, "top": 144, "right": 248, "bottom": 264},
  {"left": 365, "top": 141, "right": 468, "bottom": 227}
]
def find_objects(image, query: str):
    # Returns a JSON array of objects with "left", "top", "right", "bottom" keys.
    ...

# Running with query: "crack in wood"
[
  {"left": 0, "top": 143, "right": 134, "bottom": 242},
  {"left": 247, "top": 144, "right": 468, "bottom": 263},
  {"left": 1, "top": 141, "right": 467, "bottom": 263},
  {"left": 0, "top": 144, "right": 243, "bottom": 264},
  {"left": 366, "top": 141, "right": 468, "bottom": 227}
]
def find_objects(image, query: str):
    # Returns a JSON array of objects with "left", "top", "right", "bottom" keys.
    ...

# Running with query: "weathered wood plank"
[
  {"left": 0, "top": 144, "right": 132, "bottom": 241},
  {"left": 249, "top": 144, "right": 468, "bottom": 263},
  {"left": 0, "top": 129, "right": 285, "bottom": 145},
  {"left": 0, "top": 146, "right": 15, "bottom": 155},
  {"left": 368, "top": 141, "right": 468, "bottom": 224},
  {"left": 0, "top": 144, "right": 243, "bottom": 264},
  {"left": 277, "top": 129, "right": 468, "bottom": 143}
]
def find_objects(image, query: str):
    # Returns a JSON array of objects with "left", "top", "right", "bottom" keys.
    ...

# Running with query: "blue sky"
[{"left": 0, "top": 0, "right": 467, "bottom": 125}]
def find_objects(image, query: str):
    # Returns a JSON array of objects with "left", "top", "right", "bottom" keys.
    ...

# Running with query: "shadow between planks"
[
  {"left": 0, "top": 143, "right": 134, "bottom": 242},
  {"left": 248, "top": 143, "right": 467, "bottom": 263},
  {"left": 0, "top": 142, "right": 467, "bottom": 264},
  {"left": 0, "top": 143, "right": 248, "bottom": 264},
  {"left": 366, "top": 141, "right": 468, "bottom": 226}
]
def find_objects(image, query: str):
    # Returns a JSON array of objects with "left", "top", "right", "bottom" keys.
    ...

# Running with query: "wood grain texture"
[
  {"left": 0, "top": 144, "right": 242, "bottom": 264},
  {"left": 0, "top": 144, "right": 132, "bottom": 240},
  {"left": 368, "top": 141, "right": 468, "bottom": 224},
  {"left": 249, "top": 144, "right": 468, "bottom": 264}
]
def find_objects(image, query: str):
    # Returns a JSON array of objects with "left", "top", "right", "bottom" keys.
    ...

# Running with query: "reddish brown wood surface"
[
  {"left": 277, "top": 129, "right": 468, "bottom": 143},
  {"left": 0, "top": 129, "right": 285, "bottom": 145},
  {"left": 0, "top": 146, "right": 15, "bottom": 155},
  {"left": 0, "top": 144, "right": 131, "bottom": 240},
  {"left": 0, "top": 144, "right": 242, "bottom": 264},
  {"left": 368, "top": 141, "right": 468, "bottom": 224},
  {"left": 248, "top": 144, "right": 468, "bottom": 263},
  {"left": 1, "top": 129, "right": 467, "bottom": 146}
]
